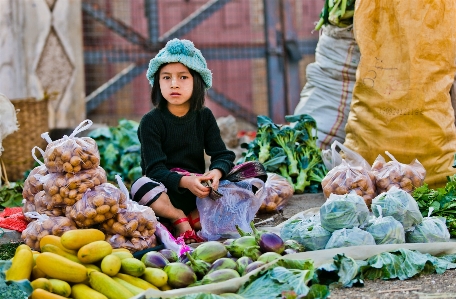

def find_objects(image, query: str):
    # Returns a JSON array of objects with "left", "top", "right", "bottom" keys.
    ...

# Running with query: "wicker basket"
[{"left": 2, "top": 97, "right": 49, "bottom": 181}]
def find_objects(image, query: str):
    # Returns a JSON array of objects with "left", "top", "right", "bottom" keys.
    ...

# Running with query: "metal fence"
[{"left": 82, "top": 0, "right": 322, "bottom": 127}]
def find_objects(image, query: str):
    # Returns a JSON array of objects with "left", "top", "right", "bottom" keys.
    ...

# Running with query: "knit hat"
[{"left": 146, "top": 38, "right": 212, "bottom": 89}]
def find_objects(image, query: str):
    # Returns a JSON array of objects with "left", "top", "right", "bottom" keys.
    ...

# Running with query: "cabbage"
[
  {"left": 371, "top": 186, "right": 423, "bottom": 231},
  {"left": 366, "top": 205, "right": 405, "bottom": 244},
  {"left": 280, "top": 216, "right": 331, "bottom": 251},
  {"left": 325, "top": 227, "right": 376, "bottom": 249},
  {"left": 405, "top": 209, "right": 450, "bottom": 243},
  {"left": 320, "top": 193, "right": 370, "bottom": 232}
]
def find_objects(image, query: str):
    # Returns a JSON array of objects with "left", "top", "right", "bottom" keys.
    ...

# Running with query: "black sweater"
[{"left": 138, "top": 106, "right": 236, "bottom": 214}]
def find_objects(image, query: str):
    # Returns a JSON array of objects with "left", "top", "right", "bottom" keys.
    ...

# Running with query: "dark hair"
[{"left": 150, "top": 63, "right": 206, "bottom": 111}]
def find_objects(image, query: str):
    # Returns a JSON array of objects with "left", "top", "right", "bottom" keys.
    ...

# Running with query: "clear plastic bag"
[
  {"left": 22, "top": 147, "right": 48, "bottom": 202},
  {"left": 41, "top": 166, "right": 107, "bottom": 208},
  {"left": 21, "top": 212, "right": 77, "bottom": 250},
  {"left": 325, "top": 227, "right": 376, "bottom": 249},
  {"left": 100, "top": 175, "right": 157, "bottom": 239},
  {"left": 280, "top": 215, "right": 331, "bottom": 251},
  {"left": 366, "top": 205, "right": 405, "bottom": 244},
  {"left": 66, "top": 182, "right": 128, "bottom": 228},
  {"left": 321, "top": 141, "right": 377, "bottom": 207},
  {"left": 196, "top": 178, "right": 266, "bottom": 241},
  {"left": 105, "top": 233, "right": 158, "bottom": 253},
  {"left": 32, "top": 191, "right": 65, "bottom": 218},
  {"left": 371, "top": 186, "right": 423, "bottom": 231},
  {"left": 372, "top": 151, "right": 426, "bottom": 194},
  {"left": 258, "top": 173, "right": 294, "bottom": 213},
  {"left": 405, "top": 208, "right": 450, "bottom": 243},
  {"left": 42, "top": 120, "right": 100, "bottom": 173},
  {"left": 320, "top": 193, "right": 370, "bottom": 232}
]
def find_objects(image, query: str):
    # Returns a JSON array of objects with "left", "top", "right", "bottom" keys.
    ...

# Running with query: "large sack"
[
  {"left": 294, "top": 25, "right": 360, "bottom": 149},
  {"left": 344, "top": 0, "right": 456, "bottom": 189}
]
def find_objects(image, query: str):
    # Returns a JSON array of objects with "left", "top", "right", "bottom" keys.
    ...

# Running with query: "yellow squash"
[
  {"left": 60, "top": 229, "right": 105, "bottom": 250},
  {"left": 77, "top": 240, "right": 112, "bottom": 264},
  {"left": 31, "top": 289, "right": 67, "bottom": 299},
  {"left": 88, "top": 271, "right": 134, "bottom": 299},
  {"left": 5, "top": 246, "right": 34, "bottom": 280},
  {"left": 35, "top": 252, "right": 87, "bottom": 283},
  {"left": 39, "top": 235, "right": 77, "bottom": 255},
  {"left": 71, "top": 284, "right": 108, "bottom": 299}
]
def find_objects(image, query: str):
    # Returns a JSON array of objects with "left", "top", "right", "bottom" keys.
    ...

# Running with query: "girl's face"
[{"left": 159, "top": 62, "right": 194, "bottom": 113}]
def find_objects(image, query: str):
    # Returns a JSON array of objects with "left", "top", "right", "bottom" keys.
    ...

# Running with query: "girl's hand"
[
  {"left": 203, "top": 169, "right": 223, "bottom": 190},
  {"left": 180, "top": 175, "right": 211, "bottom": 198}
]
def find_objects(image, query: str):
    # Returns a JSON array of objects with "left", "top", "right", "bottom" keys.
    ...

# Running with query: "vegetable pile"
[
  {"left": 315, "top": 0, "right": 356, "bottom": 31},
  {"left": 88, "top": 119, "right": 142, "bottom": 185},
  {"left": 239, "top": 114, "right": 327, "bottom": 194},
  {"left": 0, "top": 182, "right": 24, "bottom": 208},
  {"left": 413, "top": 174, "right": 456, "bottom": 237}
]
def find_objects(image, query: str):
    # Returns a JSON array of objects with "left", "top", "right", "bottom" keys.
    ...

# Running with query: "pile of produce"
[
  {"left": 239, "top": 114, "right": 327, "bottom": 195},
  {"left": 280, "top": 187, "right": 451, "bottom": 251},
  {"left": 413, "top": 173, "right": 456, "bottom": 237},
  {"left": 20, "top": 120, "right": 158, "bottom": 253}
]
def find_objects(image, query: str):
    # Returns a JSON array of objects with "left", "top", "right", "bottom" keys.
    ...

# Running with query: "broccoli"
[
  {"left": 293, "top": 146, "right": 323, "bottom": 193},
  {"left": 254, "top": 115, "right": 278, "bottom": 163},
  {"left": 309, "top": 163, "right": 328, "bottom": 184},
  {"left": 273, "top": 127, "right": 302, "bottom": 177},
  {"left": 262, "top": 146, "right": 287, "bottom": 172},
  {"left": 285, "top": 114, "right": 319, "bottom": 152}
]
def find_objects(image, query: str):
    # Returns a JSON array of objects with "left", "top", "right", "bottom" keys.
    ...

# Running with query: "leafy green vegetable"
[
  {"left": 0, "top": 259, "right": 33, "bottom": 298},
  {"left": 88, "top": 119, "right": 142, "bottom": 184},
  {"left": 314, "top": 0, "right": 356, "bottom": 31},
  {"left": 239, "top": 114, "right": 327, "bottom": 194},
  {"left": 0, "top": 182, "right": 24, "bottom": 208},
  {"left": 0, "top": 241, "right": 23, "bottom": 260},
  {"left": 413, "top": 174, "right": 456, "bottom": 237}
]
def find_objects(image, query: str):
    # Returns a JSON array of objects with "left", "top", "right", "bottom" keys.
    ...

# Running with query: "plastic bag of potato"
[
  {"left": 22, "top": 164, "right": 48, "bottom": 202},
  {"left": 21, "top": 212, "right": 77, "bottom": 250},
  {"left": 259, "top": 173, "right": 294, "bottom": 213},
  {"left": 100, "top": 200, "right": 157, "bottom": 238},
  {"left": 32, "top": 190, "right": 65, "bottom": 218},
  {"left": 372, "top": 151, "right": 426, "bottom": 194},
  {"left": 321, "top": 141, "right": 377, "bottom": 207},
  {"left": 105, "top": 233, "right": 158, "bottom": 253},
  {"left": 65, "top": 182, "right": 127, "bottom": 227},
  {"left": 41, "top": 166, "right": 107, "bottom": 208},
  {"left": 41, "top": 120, "right": 100, "bottom": 173}
]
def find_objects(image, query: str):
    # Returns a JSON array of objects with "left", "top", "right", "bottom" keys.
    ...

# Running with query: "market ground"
[{"left": 2, "top": 193, "right": 456, "bottom": 298}]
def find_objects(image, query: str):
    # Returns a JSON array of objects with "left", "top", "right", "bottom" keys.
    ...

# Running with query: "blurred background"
[{"left": 82, "top": 0, "right": 322, "bottom": 126}]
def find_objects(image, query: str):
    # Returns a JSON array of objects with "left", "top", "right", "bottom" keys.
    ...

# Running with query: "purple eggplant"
[
  {"left": 283, "top": 239, "right": 305, "bottom": 253},
  {"left": 191, "top": 241, "right": 227, "bottom": 263},
  {"left": 207, "top": 257, "right": 238, "bottom": 274},
  {"left": 257, "top": 251, "right": 282, "bottom": 263},
  {"left": 159, "top": 248, "right": 179, "bottom": 262},
  {"left": 201, "top": 269, "right": 240, "bottom": 285},
  {"left": 163, "top": 262, "right": 197, "bottom": 288},
  {"left": 223, "top": 238, "right": 236, "bottom": 246},
  {"left": 250, "top": 221, "right": 284, "bottom": 254},
  {"left": 225, "top": 236, "right": 257, "bottom": 258},
  {"left": 185, "top": 251, "right": 211, "bottom": 279},
  {"left": 236, "top": 256, "right": 253, "bottom": 275},
  {"left": 244, "top": 261, "right": 266, "bottom": 275},
  {"left": 140, "top": 251, "right": 169, "bottom": 269},
  {"left": 283, "top": 248, "right": 297, "bottom": 255}
]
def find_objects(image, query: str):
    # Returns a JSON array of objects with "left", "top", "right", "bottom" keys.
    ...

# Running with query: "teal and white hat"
[{"left": 146, "top": 38, "right": 212, "bottom": 89}]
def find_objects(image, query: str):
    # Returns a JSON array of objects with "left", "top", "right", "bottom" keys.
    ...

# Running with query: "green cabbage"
[
  {"left": 320, "top": 193, "right": 370, "bottom": 232},
  {"left": 280, "top": 216, "right": 331, "bottom": 251},
  {"left": 371, "top": 186, "right": 423, "bottom": 231},
  {"left": 406, "top": 216, "right": 450, "bottom": 243},
  {"left": 325, "top": 227, "right": 376, "bottom": 249},
  {"left": 366, "top": 210, "right": 405, "bottom": 245}
]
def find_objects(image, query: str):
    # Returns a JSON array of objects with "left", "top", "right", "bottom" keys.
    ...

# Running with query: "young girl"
[{"left": 131, "top": 38, "right": 236, "bottom": 243}]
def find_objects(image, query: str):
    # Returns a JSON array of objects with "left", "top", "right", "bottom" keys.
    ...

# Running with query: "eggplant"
[
  {"left": 225, "top": 236, "right": 257, "bottom": 258},
  {"left": 140, "top": 251, "right": 169, "bottom": 269},
  {"left": 236, "top": 256, "right": 253, "bottom": 276},
  {"left": 185, "top": 251, "right": 211, "bottom": 279},
  {"left": 283, "top": 239, "right": 305, "bottom": 253},
  {"left": 201, "top": 269, "right": 240, "bottom": 285},
  {"left": 250, "top": 222, "right": 285, "bottom": 254},
  {"left": 158, "top": 248, "right": 179, "bottom": 262},
  {"left": 257, "top": 252, "right": 282, "bottom": 263},
  {"left": 207, "top": 257, "right": 238, "bottom": 274},
  {"left": 163, "top": 262, "right": 197, "bottom": 288},
  {"left": 222, "top": 238, "right": 235, "bottom": 246},
  {"left": 242, "top": 245, "right": 262, "bottom": 261},
  {"left": 283, "top": 248, "right": 297, "bottom": 255},
  {"left": 191, "top": 241, "right": 227, "bottom": 263},
  {"left": 244, "top": 261, "right": 266, "bottom": 275}
]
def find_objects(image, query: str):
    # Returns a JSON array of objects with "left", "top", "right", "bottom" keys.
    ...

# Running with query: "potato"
[
  {"left": 258, "top": 173, "right": 294, "bottom": 214},
  {"left": 22, "top": 165, "right": 48, "bottom": 202},
  {"left": 105, "top": 233, "right": 158, "bottom": 253}
]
